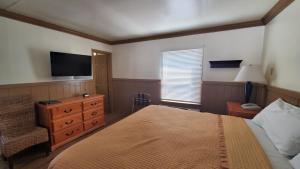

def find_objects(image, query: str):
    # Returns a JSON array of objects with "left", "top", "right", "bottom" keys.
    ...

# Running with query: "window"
[{"left": 161, "top": 48, "right": 203, "bottom": 104}]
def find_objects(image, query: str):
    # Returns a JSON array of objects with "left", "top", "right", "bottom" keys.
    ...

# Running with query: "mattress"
[
  {"left": 49, "top": 105, "right": 274, "bottom": 169},
  {"left": 246, "top": 120, "right": 293, "bottom": 169}
]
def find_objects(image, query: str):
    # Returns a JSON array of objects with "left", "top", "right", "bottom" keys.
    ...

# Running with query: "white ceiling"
[{"left": 0, "top": 0, "right": 278, "bottom": 41}]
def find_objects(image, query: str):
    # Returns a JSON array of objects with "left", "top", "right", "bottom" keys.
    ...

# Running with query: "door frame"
[{"left": 91, "top": 49, "right": 113, "bottom": 113}]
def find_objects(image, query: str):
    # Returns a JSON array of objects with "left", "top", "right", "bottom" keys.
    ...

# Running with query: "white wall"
[
  {"left": 262, "top": 1, "right": 300, "bottom": 92},
  {"left": 0, "top": 16, "right": 266, "bottom": 85},
  {"left": 112, "top": 26, "right": 265, "bottom": 81},
  {"left": 0, "top": 17, "right": 112, "bottom": 85}
]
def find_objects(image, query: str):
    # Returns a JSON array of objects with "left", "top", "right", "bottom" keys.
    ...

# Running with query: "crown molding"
[
  {"left": 0, "top": 9, "right": 112, "bottom": 44},
  {"left": 262, "top": 0, "right": 294, "bottom": 24},
  {"left": 0, "top": 0, "right": 295, "bottom": 45},
  {"left": 112, "top": 0, "right": 295, "bottom": 45},
  {"left": 111, "top": 20, "right": 264, "bottom": 45}
]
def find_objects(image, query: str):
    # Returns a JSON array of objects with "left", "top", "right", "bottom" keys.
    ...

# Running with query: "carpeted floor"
[{"left": 0, "top": 112, "right": 128, "bottom": 169}]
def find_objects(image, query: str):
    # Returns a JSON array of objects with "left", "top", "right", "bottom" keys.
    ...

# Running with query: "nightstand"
[{"left": 226, "top": 102, "right": 261, "bottom": 119}]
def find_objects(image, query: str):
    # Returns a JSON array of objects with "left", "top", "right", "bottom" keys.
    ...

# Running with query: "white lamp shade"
[{"left": 234, "top": 65, "right": 267, "bottom": 84}]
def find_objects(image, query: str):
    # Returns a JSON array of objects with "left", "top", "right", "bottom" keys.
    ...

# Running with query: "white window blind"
[{"left": 161, "top": 48, "right": 203, "bottom": 104}]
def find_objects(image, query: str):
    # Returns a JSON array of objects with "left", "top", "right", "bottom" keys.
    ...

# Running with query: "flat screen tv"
[{"left": 50, "top": 52, "right": 92, "bottom": 76}]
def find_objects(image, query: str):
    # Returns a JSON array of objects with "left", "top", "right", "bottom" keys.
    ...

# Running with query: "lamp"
[{"left": 234, "top": 64, "right": 267, "bottom": 109}]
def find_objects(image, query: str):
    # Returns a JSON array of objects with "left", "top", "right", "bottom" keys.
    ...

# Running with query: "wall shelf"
[{"left": 209, "top": 60, "right": 242, "bottom": 68}]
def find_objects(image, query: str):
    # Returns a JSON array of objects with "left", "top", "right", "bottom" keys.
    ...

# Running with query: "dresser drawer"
[
  {"left": 83, "top": 98, "right": 103, "bottom": 111},
  {"left": 51, "top": 103, "right": 82, "bottom": 120},
  {"left": 84, "top": 116, "right": 104, "bottom": 131},
  {"left": 52, "top": 113, "right": 83, "bottom": 132},
  {"left": 53, "top": 123, "right": 83, "bottom": 144},
  {"left": 83, "top": 108, "right": 104, "bottom": 121}
]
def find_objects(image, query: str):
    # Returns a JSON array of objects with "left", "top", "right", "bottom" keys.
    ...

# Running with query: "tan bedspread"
[{"left": 49, "top": 105, "right": 271, "bottom": 169}]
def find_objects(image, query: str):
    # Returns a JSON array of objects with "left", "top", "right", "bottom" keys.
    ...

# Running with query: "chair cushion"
[{"left": 0, "top": 127, "right": 49, "bottom": 157}]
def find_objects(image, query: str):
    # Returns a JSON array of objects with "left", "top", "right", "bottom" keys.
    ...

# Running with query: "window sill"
[
  {"left": 161, "top": 100, "right": 201, "bottom": 111},
  {"left": 161, "top": 99, "right": 200, "bottom": 105}
]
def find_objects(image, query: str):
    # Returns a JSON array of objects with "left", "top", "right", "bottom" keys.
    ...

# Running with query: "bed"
[{"left": 48, "top": 105, "right": 293, "bottom": 169}]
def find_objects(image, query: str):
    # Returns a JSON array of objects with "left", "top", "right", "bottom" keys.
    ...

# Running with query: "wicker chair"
[{"left": 0, "top": 95, "right": 49, "bottom": 169}]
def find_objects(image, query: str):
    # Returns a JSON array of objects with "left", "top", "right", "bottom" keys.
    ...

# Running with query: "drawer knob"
[
  {"left": 65, "top": 130, "right": 74, "bottom": 136},
  {"left": 65, "top": 120, "right": 74, "bottom": 125},
  {"left": 64, "top": 109, "right": 73, "bottom": 113},
  {"left": 91, "top": 111, "right": 98, "bottom": 116},
  {"left": 90, "top": 102, "right": 98, "bottom": 106},
  {"left": 92, "top": 121, "right": 98, "bottom": 126}
]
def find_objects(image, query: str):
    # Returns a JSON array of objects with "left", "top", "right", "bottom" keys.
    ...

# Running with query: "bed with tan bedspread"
[{"left": 49, "top": 105, "right": 272, "bottom": 169}]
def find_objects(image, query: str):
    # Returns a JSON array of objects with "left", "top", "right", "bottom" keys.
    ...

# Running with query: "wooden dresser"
[{"left": 37, "top": 95, "right": 105, "bottom": 151}]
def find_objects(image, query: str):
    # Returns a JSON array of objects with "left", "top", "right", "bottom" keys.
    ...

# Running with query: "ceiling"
[{"left": 0, "top": 0, "right": 278, "bottom": 41}]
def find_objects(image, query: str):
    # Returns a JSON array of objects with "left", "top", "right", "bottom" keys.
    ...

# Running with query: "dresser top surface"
[{"left": 37, "top": 94, "right": 104, "bottom": 108}]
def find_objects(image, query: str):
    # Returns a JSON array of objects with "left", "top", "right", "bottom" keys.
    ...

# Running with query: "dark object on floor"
[
  {"left": 131, "top": 92, "right": 151, "bottom": 113},
  {"left": 0, "top": 95, "right": 50, "bottom": 169}
]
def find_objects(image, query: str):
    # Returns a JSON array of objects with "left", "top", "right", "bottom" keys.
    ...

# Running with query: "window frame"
[{"left": 160, "top": 48, "right": 204, "bottom": 105}]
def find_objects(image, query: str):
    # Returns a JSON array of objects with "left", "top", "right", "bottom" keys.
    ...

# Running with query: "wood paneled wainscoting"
[
  {"left": 112, "top": 78, "right": 161, "bottom": 115},
  {"left": 266, "top": 86, "right": 300, "bottom": 107},
  {"left": 0, "top": 80, "right": 96, "bottom": 101},
  {"left": 201, "top": 81, "right": 266, "bottom": 115}
]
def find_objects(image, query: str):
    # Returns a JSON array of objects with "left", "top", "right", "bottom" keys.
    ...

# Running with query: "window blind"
[{"left": 161, "top": 48, "right": 203, "bottom": 104}]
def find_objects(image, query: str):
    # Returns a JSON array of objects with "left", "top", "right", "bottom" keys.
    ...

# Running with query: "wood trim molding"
[
  {"left": 0, "top": 9, "right": 112, "bottom": 44},
  {"left": 91, "top": 49, "right": 114, "bottom": 113},
  {"left": 112, "top": 78, "right": 161, "bottom": 82},
  {"left": 266, "top": 85, "right": 300, "bottom": 106},
  {"left": 112, "top": 0, "right": 294, "bottom": 44},
  {"left": 262, "top": 0, "right": 294, "bottom": 24},
  {"left": 112, "top": 78, "right": 161, "bottom": 114},
  {"left": 0, "top": 0, "right": 294, "bottom": 45},
  {"left": 201, "top": 81, "right": 267, "bottom": 114},
  {"left": 268, "top": 86, "right": 300, "bottom": 99},
  {"left": 0, "top": 79, "right": 94, "bottom": 89},
  {"left": 111, "top": 20, "right": 264, "bottom": 45},
  {"left": 111, "top": 0, "right": 295, "bottom": 45},
  {"left": 161, "top": 101, "right": 201, "bottom": 111},
  {"left": 202, "top": 81, "right": 266, "bottom": 87},
  {"left": 0, "top": 80, "right": 96, "bottom": 101}
]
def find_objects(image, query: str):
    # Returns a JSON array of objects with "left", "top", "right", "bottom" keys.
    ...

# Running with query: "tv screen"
[{"left": 50, "top": 52, "right": 92, "bottom": 76}]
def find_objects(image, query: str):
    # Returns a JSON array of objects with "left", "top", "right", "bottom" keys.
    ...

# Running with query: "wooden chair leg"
[{"left": 7, "top": 156, "right": 14, "bottom": 169}]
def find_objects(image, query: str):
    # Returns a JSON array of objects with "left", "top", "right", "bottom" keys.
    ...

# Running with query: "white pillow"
[
  {"left": 291, "top": 153, "right": 300, "bottom": 169},
  {"left": 253, "top": 99, "right": 286, "bottom": 127},
  {"left": 252, "top": 98, "right": 300, "bottom": 157}
]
